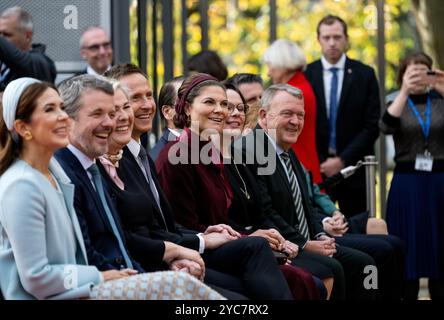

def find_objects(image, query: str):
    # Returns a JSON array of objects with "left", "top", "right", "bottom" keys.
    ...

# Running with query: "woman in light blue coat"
[
  {"left": 0, "top": 158, "right": 101, "bottom": 299},
  {"left": 0, "top": 78, "right": 223, "bottom": 300}
]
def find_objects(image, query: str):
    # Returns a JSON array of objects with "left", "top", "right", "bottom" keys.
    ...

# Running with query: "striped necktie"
[{"left": 280, "top": 152, "right": 310, "bottom": 240}]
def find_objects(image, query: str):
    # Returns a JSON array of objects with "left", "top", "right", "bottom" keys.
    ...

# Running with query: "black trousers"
[
  {"left": 346, "top": 211, "right": 368, "bottom": 234},
  {"left": 205, "top": 269, "right": 248, "bottom": 299},
  {"left": 292, "top": 251, "right": 344, "bottom": 299},
  {"left": 291, "top": 244, "right": 375, "bottom": 300},
  {"left": 326, "top": 170, "right": 366, "bottom": 218},
  {"left": 336, "top": 234, "right": 405, "bottom": 300},
  {"left": 428, "top": 280, "right": 444, "bottom": 300},
  {"left": 203, "top": 236, "right": 293, "bottom": 300}
]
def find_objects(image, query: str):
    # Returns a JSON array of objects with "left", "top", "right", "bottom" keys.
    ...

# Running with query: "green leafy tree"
[
  {"left": 188, "top": 0, "right": 415, "bottom": 92},
  {"left": 131, "top": 0, "right": 418, "bottom": 93}
]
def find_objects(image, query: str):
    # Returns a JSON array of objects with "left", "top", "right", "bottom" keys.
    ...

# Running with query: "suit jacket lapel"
[
  {"left": 312, "top": 61, "right": 328, "bottom": 123},
  {"left": 276, "top": 158, "right": 294, "bottom": 197},
  {"left": 148, "top": 156, "right": 177, "bottom": 229},
  {"left": 288, "top": 152, "right": 310, "bottom": 208},
  {"left": 49, "top": 157, "right": 89, "bottom": 264},
  {"left": 314, "top": 61, "right": 327, "bottom": 112},
  {"left": 257, "top": 126, "right": 294, "bottom": 198},
  {"left": 122, "top": 145, "right": 133, "bottom": 161},
  {"left": 122, "top": 146, "right": 151, "bottom": 193},
  {"left": 161, "top": 129, "right": 171, "bottom": 144},
  {"left": 122, "top": 146, "right": 171, "bottom": 230},
  {"left": 61, "top": 148, "right": 112, "bottom": 231},
  {"left": 338, "top": 57, "right": 353, "bottom": 117},
  {"left": 308, "top": 60, "right": 329, "bottom": 152},
  {"left": 288, "top": 150, "right": 314, "bottom": 235}
]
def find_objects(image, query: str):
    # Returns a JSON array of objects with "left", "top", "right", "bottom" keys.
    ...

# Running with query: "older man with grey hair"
[
  {"left": 238, "top": 84, "right": 377, "bottom": 300},
  {"left": 0, "top": 6, "right": 56, "bottom": 87}
]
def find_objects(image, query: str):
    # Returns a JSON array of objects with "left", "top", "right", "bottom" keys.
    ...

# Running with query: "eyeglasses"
[
  {"left": 83, "top": 42, "right": 112, "bottom": 52},
  {"left": 227, "top": 102, "right": 249, "bottom": 114}
]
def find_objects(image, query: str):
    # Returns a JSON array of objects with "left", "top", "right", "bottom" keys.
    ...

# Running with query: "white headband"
[{"left": 2, "top": 77, "right": 41, "bottom": 139}]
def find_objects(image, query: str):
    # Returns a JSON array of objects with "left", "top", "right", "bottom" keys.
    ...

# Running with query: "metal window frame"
[
  {"left": 377, "top": 0, "right": 387, "bottom": 217},
  {"left": 111, "top": 0, "right": 130, "bottom": 65}
]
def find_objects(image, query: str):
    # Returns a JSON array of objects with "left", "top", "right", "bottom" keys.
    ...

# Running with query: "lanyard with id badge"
[{"left": 407, "top": 96, "right": 433, "bottom": 172}]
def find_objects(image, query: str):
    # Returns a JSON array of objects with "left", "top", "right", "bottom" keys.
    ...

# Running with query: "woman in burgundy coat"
[{"left": 156, "top": 73, "right": 325, "bottom": 300}]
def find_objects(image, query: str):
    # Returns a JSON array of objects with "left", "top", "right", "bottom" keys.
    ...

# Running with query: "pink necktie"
[{"left": 98, "top": 156, "right": 125, "bottom": 190}]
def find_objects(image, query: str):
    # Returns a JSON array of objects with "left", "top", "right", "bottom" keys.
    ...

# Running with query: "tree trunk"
[{"left": 411, "top": 0, "right": 444, "bottom": 69}]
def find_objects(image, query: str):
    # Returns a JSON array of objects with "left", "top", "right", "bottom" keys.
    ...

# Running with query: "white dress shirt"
[
  {"left": 86, "top": 64, "right": 111, "bottom": 76},
  {"left": 168, "top": 128, "right": 181, "bottom": 138}
]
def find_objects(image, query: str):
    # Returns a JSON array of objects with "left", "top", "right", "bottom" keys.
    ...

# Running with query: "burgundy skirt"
[{"left": 279, "top": 264, "right": 323, "bottom": 300}]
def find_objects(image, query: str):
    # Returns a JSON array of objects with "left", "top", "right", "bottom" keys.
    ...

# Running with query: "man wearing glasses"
[{"left": 79, "top": 26, "right": 113, "bottom": 76}]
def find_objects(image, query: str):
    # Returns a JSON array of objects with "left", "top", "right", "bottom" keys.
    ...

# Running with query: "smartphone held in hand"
[{"left": 273, "top": 251, "right": 289, "bottom": 265}]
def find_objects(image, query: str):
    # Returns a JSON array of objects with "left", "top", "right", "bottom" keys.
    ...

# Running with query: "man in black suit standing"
[{"left": 304, "top": 15, "right": 380, "bottom": 217}]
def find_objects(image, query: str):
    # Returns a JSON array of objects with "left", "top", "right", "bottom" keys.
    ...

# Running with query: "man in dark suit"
[
  {"left": 55, "top": 75, "right": 214, "bottom": 285},
  {"left": 104, "top": 64, "right": 294, "bottom": 300},
  {"left": 149, "top": 76, "right": 184, "bottom": 161},
  {"left": 304, "top": 15, "right": 381, "bottom": 217},
  {"left": 55, "top": 75, "right": 144, "bottom": 273},
  {"left": 239, "top": 83, "right": 378, "bottom": 300}
]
